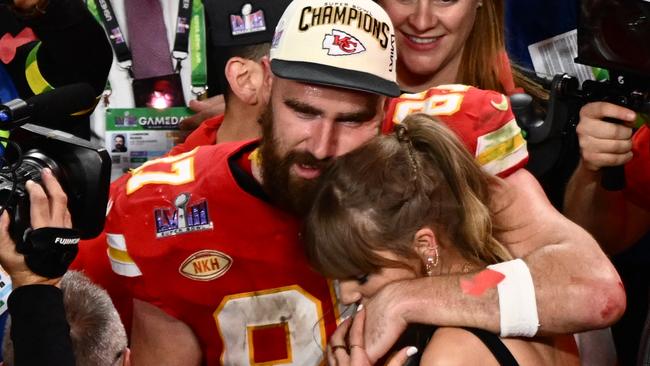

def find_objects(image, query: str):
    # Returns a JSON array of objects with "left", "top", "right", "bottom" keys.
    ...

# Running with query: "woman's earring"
[
  {"left": 425, "top": 247, "right": 439, "bottom": 276},
  {"left": 477, "top": 1, "right": 483, "bottom": 7}
]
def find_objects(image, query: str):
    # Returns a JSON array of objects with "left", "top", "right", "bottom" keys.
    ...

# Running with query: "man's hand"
[
  {"left": 576, "top": 101, "right": 637, "bottom": 171},
  {"left": 177, "top": 95, "right": 226, "bottom": 143},
  {"left": 360, "top": 282, "right": 409, "bottom": 363},
  {"left": 0, "top": 168, "right": 71, "bottom": 288},
  {"left": 327, "top": 308, "right": 415, "bottom": 366}
]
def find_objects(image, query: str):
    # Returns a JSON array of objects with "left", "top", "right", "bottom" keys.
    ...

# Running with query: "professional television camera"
[
  {"left": 516, "top": 0, "right": 650, "bottom": 191},
  {"left": 0, "top": 84, "right": 111, "bottom": 278}
]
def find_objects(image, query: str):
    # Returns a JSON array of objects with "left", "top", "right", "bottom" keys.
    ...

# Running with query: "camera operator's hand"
[
  {"left": 0, "top": 168, "right": 71, "bottom": 288},
  {"left": 577, "top": 101, "right": 637, "bottom": 171}
]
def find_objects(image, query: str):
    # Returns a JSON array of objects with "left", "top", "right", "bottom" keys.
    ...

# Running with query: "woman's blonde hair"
[
  {"left": 459, "top": 0, "right": 548, "bottom": 100},
  {"left": 458, "top": 0, "right": 505, "bottom": 94},
  {"left": 304, "top": 114, "right": 512, "bottom": 279}
]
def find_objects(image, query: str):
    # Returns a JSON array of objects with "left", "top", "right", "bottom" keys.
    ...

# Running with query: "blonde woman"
[{"left": 305, "top": 114, "right": 579, "bottom": 365}]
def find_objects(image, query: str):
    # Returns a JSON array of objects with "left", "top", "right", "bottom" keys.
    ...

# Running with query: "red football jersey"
[
  {"left": 169, "top": 114, "right": 224, "bottom": 156},
  {"left": 104, "top": 142, "right": 340, "bottom": 365},
  {"left": 383, "top": 84, "right": 527, "bottom": 178},
  {"left": 624, "top": 125, "right": 650, "bottom": 210}
]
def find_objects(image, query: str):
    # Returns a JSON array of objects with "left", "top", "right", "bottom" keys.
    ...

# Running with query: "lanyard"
[
  {"left": 189, "top": 0, "right": 207, "bottom": 97},
  {"left": 89, "top": 0, "right": 132, "bottom": 75},
  {"left": 87, "top": 0, "right": 207, "bottom": 96}
]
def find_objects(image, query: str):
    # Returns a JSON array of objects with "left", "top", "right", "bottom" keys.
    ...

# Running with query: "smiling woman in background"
[{"left": 379, "top": 0, "right": 545, "bottom": 98}]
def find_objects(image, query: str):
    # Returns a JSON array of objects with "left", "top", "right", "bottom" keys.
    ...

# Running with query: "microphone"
[{"left": 0, "top": 83, "right": 96, "bottom": 130}]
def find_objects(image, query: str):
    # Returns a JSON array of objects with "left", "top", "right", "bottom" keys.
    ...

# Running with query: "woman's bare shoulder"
[{"left": 419, "top": 327, "right": 501, "bottom": 366}]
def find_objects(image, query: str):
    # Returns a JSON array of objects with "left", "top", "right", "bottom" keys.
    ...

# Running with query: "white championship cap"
[{"left": 269, "top": 0, "right": 400, "bottom": 97}]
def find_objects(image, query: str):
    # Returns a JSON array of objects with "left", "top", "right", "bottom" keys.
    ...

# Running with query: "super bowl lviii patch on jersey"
[
  {"left": 179, "top": 249, "right": 233, "bottom": 281},
  {"left": 154, "top": 193, "right": 213, "bottom": 238}
]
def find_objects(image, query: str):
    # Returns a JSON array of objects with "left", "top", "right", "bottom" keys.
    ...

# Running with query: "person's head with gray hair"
[{"left": 3, "top": 270, "right": 130, "bottom": 366}]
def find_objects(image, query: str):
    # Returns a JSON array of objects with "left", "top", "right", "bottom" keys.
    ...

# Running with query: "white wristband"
[{"left": 487, "top": 258, "right": 540, "bottom": 337}]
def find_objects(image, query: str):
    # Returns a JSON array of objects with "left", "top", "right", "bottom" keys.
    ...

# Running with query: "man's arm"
[
  {"left": 362, "top": 168, "right": 626, "bottom": 362},
  {"left": 564, "top": 102, "right": 650, "bottom": 253},
  {"left": 130, "top": 299, "right": 202, "bottom": 366}
]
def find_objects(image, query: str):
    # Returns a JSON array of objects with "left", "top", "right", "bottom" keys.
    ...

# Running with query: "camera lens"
[{"left": 14, "top": 150, "right": 61, "bottom": 183}]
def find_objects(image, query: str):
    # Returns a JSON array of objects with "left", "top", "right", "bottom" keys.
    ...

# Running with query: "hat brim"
[{"left": 271, "top": 59, "right": 401, "bottom": 97}]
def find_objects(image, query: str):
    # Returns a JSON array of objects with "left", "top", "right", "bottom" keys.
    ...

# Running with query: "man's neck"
[{"left": 218, "top": 100, "right": 262, "bottom": 143}]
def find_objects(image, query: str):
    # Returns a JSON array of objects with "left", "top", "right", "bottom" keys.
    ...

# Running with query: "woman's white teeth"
[{"left": 408, "top": 36, "right": 439, "bottom": 44}]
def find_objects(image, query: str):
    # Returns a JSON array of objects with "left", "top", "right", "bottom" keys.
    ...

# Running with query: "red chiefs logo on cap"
[{"left": 322, "top": 29, "right": 366, "bottom": 56}]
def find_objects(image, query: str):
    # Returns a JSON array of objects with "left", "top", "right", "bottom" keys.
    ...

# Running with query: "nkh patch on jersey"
[{"left": 179, "top": 250, "right": 233, "bottom": 281}]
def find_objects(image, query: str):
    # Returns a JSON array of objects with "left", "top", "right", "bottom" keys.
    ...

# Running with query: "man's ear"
[
  {"left": 122, "top": 347, "right": 131, "bottom": 366},
  {"left": 225, "top": 56, "right": 265, "bottom": 105},
  {"left": 413, "top": 227, "right": 438, "bottom": 262}
]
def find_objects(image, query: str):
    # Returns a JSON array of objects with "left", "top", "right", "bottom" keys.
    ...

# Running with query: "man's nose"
[{"left": 308, "top": 120, "right": 338, "bottom": 160}]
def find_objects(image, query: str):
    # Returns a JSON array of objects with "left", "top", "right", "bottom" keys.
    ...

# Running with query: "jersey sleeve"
[
  {"left": 167, "top": 115, "right": 222, "bottom": 156},
  {"left": 104, "top": 174, "right": 144, "bottom": 279},
  {"left": 624, "top": 125, "right": 650, "bottom": 210},
  {"left": 383, "top": 84, "right": 528, "bottom": 178}
]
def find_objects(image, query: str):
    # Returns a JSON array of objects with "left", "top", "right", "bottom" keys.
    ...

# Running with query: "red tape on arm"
[{"left": 460, "top": 269, "right": 505, "bottom": 297}]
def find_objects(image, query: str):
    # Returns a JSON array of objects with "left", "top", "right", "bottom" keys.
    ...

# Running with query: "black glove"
[{"left": 18, "top": 227, "right": 79, "bottom": 278}]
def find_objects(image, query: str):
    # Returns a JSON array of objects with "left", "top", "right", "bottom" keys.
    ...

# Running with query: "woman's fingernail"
[
  {"left": 406, "top": 347, "right": 418, "bottom": 357},
  {"left": 42, "top": 168, "right": 51, "bottom": 175},
  {"left": 356, "top": 304, "right": 364, "bottom": 312}
]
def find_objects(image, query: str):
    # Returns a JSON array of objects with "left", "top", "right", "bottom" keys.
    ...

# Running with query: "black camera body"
[
  {"left": 574, "top": 0, "right": 650, "bottom": 115},
  {"left": 518, "top": 0, "right": 650, "bottom": 192},
  {"left": 0, "top": 83, "right": 110, "bottom": 278},
  {"left": 0, "top": 123, "right": 111, "bottom": 250}
]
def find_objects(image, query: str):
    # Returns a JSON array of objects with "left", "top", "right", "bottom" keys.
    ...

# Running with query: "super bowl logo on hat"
[
  {"left": 271, "top": 29, "right": 283, "bottom": 48},
  {"left": 322, "top": 29, "right": 366, "bottom": 55},
  {"left": 230, "top": 3, "right": 267, "bottom": 36}
]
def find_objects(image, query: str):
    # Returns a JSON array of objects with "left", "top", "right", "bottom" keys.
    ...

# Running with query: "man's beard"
[{"left": 258, "top": 106, "right": 331, "bottom": 216}]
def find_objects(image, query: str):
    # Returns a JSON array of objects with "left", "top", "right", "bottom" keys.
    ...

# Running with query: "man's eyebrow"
[
  {"left": 335, "top": 107, "right": 378, "bottom": 123},
  {"left": 284, "top": 98, "right": 323, "bottom": 116}
]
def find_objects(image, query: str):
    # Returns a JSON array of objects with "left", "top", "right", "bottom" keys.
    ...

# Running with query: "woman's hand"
[{"left": 327, "top": 308, "right": 417, "bottom": 366}]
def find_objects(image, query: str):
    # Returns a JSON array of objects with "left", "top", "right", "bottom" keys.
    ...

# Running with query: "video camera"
[
  {"left": 0, "top": 84, "right": 111, "bottom": 277},
  {"left": 516, "top": 0, "right": 650, "bottom": 191}
]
